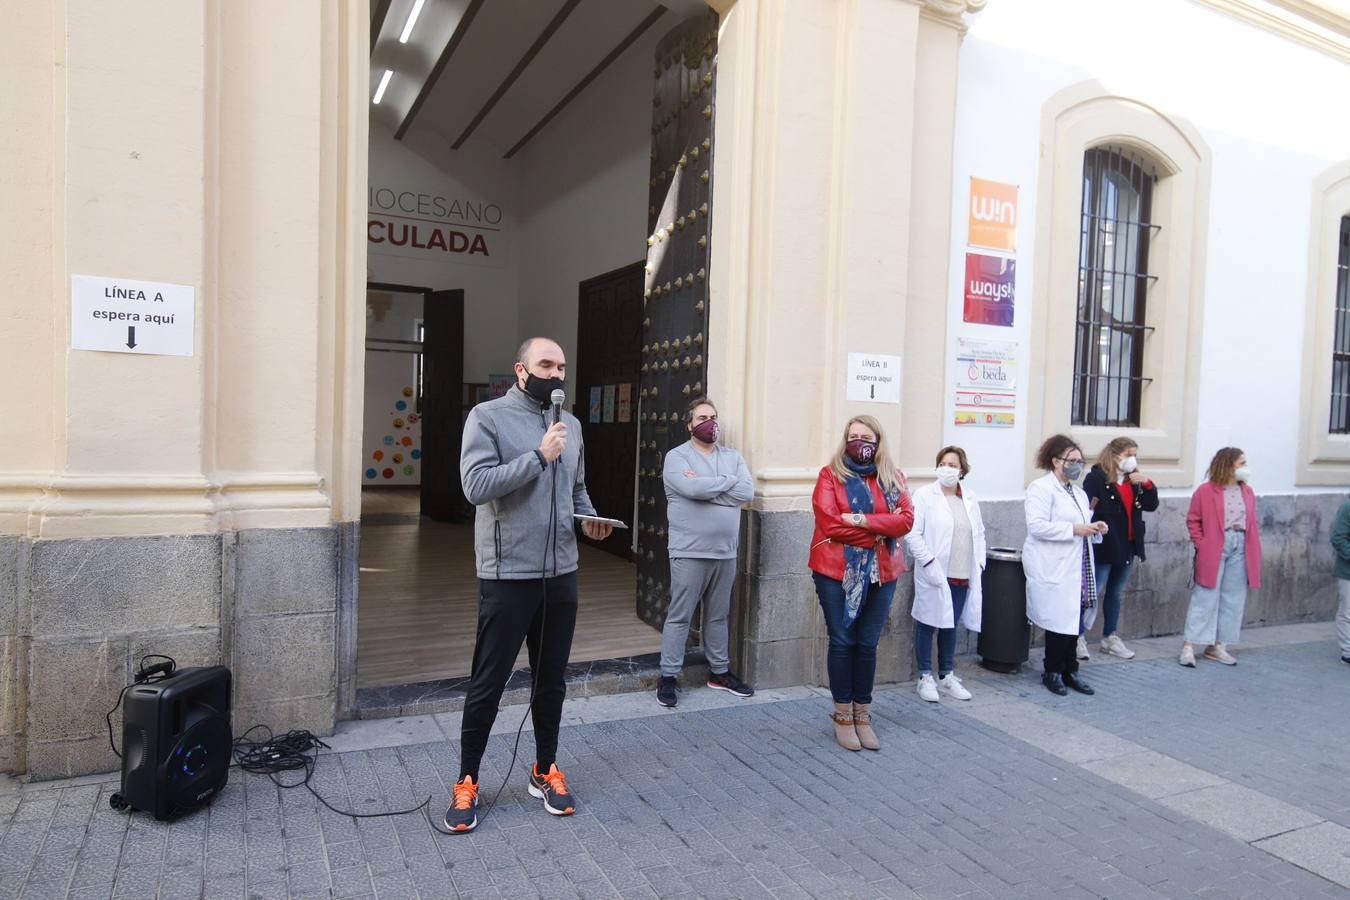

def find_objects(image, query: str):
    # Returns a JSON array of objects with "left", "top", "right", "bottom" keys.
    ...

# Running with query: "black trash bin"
[{"left": 978, "top": 547, "right": 1030, "bottom": 673}]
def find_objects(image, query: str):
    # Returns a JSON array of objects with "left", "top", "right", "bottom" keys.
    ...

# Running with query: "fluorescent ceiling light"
[
  {"left": 373, "top": 69, "right": 393, "bottom": 104},
  {"left": 398, "top": 0, "right": 426, "bottom": 43}
]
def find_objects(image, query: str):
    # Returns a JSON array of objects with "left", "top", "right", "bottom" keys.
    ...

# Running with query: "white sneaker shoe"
[
  {"left": 1076, "top": 636, "right": 1091, "bottom": 660},
  {"left": 1204, "top": 643, "right": 1237, "bottom": 665},
  {"left": 939, "top": 673, "right": 972, "bottom": 701},
  {"left": 1101, "top": 634, "right": 1136, "bottom": 659},
  {"left": 917, "top": 674, "right": 940, "bottom": 702},
  {"left": 1179, "top": 644, "right": 1196, "bottom": 667}
]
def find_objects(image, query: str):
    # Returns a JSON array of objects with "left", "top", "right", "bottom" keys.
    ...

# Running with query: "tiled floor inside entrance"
[{"left": 357, "top": 489, "right": 660, "bottom": 689}]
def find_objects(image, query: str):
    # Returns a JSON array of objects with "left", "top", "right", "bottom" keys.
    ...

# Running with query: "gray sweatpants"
[
  {"left": 1338, "top": 579, "right": 1350, "bottom": 656},
  {"left": 661, "top": 557, "right": 736, "bottom": 677}
]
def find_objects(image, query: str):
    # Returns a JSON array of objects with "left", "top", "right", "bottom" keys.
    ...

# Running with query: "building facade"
[{"left": 3, "top": 0, "right": 1349, "bottom": 779}]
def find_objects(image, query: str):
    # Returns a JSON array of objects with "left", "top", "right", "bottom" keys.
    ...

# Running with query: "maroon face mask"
[
  {"left": 691, "top": 419, "right": 719, "bottom": 444},
  {"left": 845, "top": 439, "right": 877, "bottom": 464}
]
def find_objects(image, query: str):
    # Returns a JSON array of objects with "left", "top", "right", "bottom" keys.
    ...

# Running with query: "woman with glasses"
[{"left": 1023, "top": 434, "right": 1107, "bottom": 696}]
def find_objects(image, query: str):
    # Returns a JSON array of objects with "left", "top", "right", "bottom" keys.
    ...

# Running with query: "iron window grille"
[
  {"left": 1330, "top": 217, "right": 1350, "bottom": 433},
  {"left": 1071, "top": 146, "right": 1159, "bottom": 428}
]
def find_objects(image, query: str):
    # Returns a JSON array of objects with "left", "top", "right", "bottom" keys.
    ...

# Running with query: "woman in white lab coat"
[
  {"left": 1023, "top": 434, "right": 1108, "bottom": 696},
  {"left": 905, "top": 446, "right": 985, "bottom": 703}
]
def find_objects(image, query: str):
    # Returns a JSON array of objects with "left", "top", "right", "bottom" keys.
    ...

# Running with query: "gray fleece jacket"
[
  {"left": 663, "top": 440, "right": 754, "bottom": 559},
  {"left": 460, "top": 386, "right": 597, "bottom": 579}
]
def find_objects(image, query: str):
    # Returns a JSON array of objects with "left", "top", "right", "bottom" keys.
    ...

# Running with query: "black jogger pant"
[
  {"left": 1043, "top": 628, "right": 1080, "bottom": 675},
  {"left": 458, "top": 572, "right": 578, "bottom": 782}
]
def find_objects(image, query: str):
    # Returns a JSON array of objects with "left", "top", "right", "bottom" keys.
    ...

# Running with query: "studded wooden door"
[{"left": 636, "top": 10, "right": 718, "bottom": 630}]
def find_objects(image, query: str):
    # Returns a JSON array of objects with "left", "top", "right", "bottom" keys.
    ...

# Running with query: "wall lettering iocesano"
[{"left": 366, "top": 185, "right": 506, "bottom": 268}]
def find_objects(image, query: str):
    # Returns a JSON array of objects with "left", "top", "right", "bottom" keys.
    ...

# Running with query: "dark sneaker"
[
  {"left": 1062, "top": 672, "right": 1095, "bottom": 695},
  {"left": 708, "top": 671, "right": 754, "bottom": 698},
  {"left": 444, "top": 776, "right": 479, "bottom": 833},
  {"left": 528, "top": 764, "right": 577, "bottom": 816},
  {"left": 657, "top": 675, "right": 678, "bottom": 708}
]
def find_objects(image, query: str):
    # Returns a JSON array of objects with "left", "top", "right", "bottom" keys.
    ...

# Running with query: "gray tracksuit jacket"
[
  {"left": 662, "top": 440, "right": 754, "bottom": 560},
  {"left": 460, "top": 386, "right": 597, "bottom": 579}
]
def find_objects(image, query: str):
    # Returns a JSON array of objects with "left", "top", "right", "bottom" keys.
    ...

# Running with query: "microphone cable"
[
  {"left": 233, "top": 725, "right": 430, "bottom": 820},
  {"left": 430, "top": 406, "right": 561, "bottom": 836}
]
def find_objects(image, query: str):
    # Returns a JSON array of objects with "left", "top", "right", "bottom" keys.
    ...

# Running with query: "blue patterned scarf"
[{"left": 840, "top": 457, "right": 902, "bottom": 624}]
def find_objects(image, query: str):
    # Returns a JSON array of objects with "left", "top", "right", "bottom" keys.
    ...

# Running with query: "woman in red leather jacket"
[{"left": 809, "top": 414, "right": 915, "bottom": 751}]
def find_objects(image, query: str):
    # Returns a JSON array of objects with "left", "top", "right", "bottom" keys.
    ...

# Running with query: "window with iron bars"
[
  {"left": 1071, "top": 147, "right": 1158, "bottom": 427},
  {"left": 1330, "top": 217, "right": 1350, "bottom": 433}
]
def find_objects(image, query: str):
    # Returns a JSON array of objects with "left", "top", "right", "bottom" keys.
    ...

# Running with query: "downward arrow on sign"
[{"left": 126, "top": 326, "right": 137, "bottom": 349}]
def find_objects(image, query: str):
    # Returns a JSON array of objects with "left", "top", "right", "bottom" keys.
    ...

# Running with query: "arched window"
[
  {"left": 1329, "top": 217, "right": 1350, "bottom": 433},
  {"left": 1297, "top": 163, "right": 1350, "bottom": 484},
  {"left": 1072, "top": 147, "right": 1156, "bottom": 427},
  {"left": 1025, "top": 83, "right": 1210, "bottom": 487}
]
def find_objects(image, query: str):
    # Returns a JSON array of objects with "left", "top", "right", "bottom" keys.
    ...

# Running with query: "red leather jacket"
[{"left": 807, "top": 465, "right": 915, "bottom": 582}]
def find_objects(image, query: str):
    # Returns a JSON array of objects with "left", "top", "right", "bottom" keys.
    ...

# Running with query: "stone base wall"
[
  {"left": 735, "top": 493, "right": 1346, "bottom": 690},
  {"left": 0, "top": 527, "right": 339, "bottom": 780}
]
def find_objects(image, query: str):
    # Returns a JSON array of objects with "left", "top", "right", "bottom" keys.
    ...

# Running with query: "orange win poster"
[{"left": 968, "top": 177, "right": 1018, "bottom": 252}]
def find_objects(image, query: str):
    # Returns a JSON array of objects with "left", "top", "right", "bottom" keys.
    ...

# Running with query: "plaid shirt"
[{"left": 1063, "top": 480, "right": 1098, "bottom": 610}]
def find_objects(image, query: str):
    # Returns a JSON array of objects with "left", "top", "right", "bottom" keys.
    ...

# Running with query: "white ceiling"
[{"left": 370, "top": 0, "right": 711, "bottom": 156}]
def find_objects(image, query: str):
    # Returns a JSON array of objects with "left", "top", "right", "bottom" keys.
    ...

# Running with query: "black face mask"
[{"left": 521, "top": 371, "right": 564, "bottom": 406}]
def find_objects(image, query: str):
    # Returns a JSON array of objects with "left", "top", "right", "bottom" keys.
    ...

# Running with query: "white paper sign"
[
  {"left": 846, "top": 352, "right": 901, "bottom": 404},
  {"left": 70, "top": 275, "right": 195, "bottom": 357},
  {"left": 955, "top": 337, "right": 1017, "bottom": 390}
]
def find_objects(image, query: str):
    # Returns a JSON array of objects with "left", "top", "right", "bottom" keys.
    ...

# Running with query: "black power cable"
[
  {"left": 232, "top": 725, "right": 430, "bottom": 820},
  {"left": 105, "top": 654, "right": 180, "bottom": 759}
]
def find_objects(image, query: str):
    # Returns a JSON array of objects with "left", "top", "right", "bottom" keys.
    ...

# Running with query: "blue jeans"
[
  {"left": 813, "top": 572, "right": 896, "bottom": 704},
  {"left": 1093, "top": 559, "right": 1134, "bottom": 637},
  {"left": 914, "top": 582, "right": 969, "bottom": 677},
  {"left": 1185, "top": 530, "right": 1247, "bottom": 645}
]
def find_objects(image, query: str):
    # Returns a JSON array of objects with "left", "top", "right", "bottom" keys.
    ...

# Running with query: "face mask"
[
  {"left": 936, "top": 466, "right": 961, "bottom": 488},
  {"left": 691, "top": 419, "right": 718, "bottom": 444},
  {"left": 521, "top": 371, "right": 564, "bottom": 406},
  {"left": 1062, "top": 461, "right": 1084, "bottom": 481},
  {"left": 1120, "top": 455, "right": 1138, "bottom": 474},
  {"left": 1235, "top": 466, "right": 1251, "bottom": 482},
  {"left": 845, "top": 439, "right": 877, "bottom": 465}
]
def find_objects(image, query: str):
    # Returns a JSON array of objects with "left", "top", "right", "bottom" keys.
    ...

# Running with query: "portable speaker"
[{"left": 111, "top": 665, "right": 232, "bottom": 820}]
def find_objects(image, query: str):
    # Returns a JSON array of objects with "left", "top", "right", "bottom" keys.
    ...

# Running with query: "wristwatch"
[{"left": 850, "top": 512, "right": 863, "bottom": 526}]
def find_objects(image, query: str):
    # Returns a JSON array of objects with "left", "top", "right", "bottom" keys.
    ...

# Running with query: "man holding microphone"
[{"left": 445, "top": 336, "right": 612, "bottom": 833}]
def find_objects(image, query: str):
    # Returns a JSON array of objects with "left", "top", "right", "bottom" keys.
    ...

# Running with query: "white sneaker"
[
  {"left": 1101, "top": 634, "right": 1136, "bottom": 660},
  {"left": 1076, "top": 636, "right": 1091, "bottom": 660},
  {"left": 1179, "top": 644, "right": 1196, "bottom": 667},
  {"left": 939, "top": 673, "right": 972, "bottom": 701},
  {"left": 1204, "top": 643, "right": 1237, "bottom": 666},
  {"left": 917, "top": 674, "right": 940, "bottom": 702}
]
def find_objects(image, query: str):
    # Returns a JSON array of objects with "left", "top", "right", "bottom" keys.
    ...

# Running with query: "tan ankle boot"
[
  {"left": 852, "top": 703, "right": 880, "bottom": 750},
  {"left": 830, "top": 702, "right": 861, "bottom": 751}
]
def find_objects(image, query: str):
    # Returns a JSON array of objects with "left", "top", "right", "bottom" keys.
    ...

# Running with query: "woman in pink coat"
[{"left": 1180, "top": 448, "right": 1262, "bottom": 667}]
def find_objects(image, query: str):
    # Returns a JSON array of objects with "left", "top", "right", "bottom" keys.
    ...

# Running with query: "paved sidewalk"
[{"left": 0, "top": 623, "right": 1346, "bottom": 898}]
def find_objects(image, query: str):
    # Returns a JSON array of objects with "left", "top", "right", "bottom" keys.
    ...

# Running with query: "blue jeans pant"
[
  {"left": 813, "top": 572, "right": 896, "bottom": 704},
  {"left": 1185, "top": 530, "right": 1247, "bottom": 645},
  {"left": 914, "top": 582, "right": 969, "bottom": 677},
  {"left": 1093, "top": 559, "right": 1134, "bottom": 637}
]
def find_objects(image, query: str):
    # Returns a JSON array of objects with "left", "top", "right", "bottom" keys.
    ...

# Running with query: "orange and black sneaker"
[
  {"left": 444, "top": 776, "right": 479, "bottom": 833},
  {"left": 527, "top": 763, "right": 577, "bottom": 816}
]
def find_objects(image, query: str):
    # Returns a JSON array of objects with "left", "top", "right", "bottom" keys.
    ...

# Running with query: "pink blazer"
[{"left": 1186, "top": 482, "right": 1261, "bottom": 589}]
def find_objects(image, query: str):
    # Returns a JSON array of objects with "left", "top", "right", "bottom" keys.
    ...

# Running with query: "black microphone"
[{"left": 550, "top": 388, "right": 565, "bottom": 426}]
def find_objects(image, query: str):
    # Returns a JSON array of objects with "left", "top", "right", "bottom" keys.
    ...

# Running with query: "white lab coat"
[
  {"left": 1022, "top": 473, "right": 1097, "bottom": 636},
  {"left": 904, "top": 481, "right": 985, "bottom": 632}
]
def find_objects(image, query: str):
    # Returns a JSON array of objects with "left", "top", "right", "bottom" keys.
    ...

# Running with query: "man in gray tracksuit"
[
  {"left": 444, "top": 336, "right": 612, "bottom": 833},
  {"left": 657, "top": 396, "right": 755, "bottom": 707}
]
